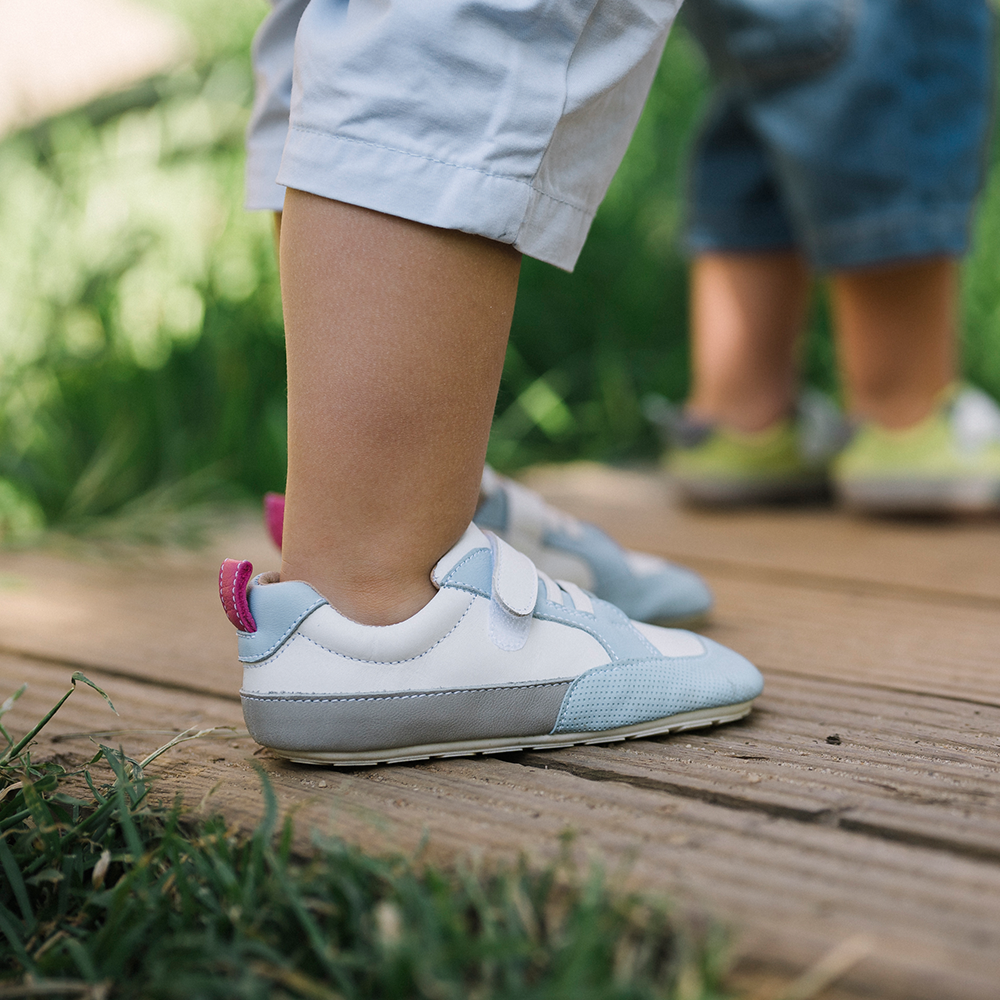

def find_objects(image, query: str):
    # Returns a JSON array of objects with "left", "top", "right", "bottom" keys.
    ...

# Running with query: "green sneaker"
[
  {"left": 647, "top": 391, "right": 845, "bottom": 506},
  {"left": 834, "top": 384, "right": 1000, "bottom": 513}
]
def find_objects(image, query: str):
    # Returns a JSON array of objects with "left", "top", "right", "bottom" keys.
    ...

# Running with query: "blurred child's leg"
[
  {"left": 686, "top": 250, "right": 810, "bottom": 433},
  {"left": 685, "top": 251, "right": 958, "bottom": 434},
  {"left": 663, "top": 244, "right": 835, "bottom": 506},
  {"left": 671, "top": 0, "right": 994, "bottom": 510},
  {"left": 830, "top": 256, "right": 957, "bottom": 429},
  {"left": 278, "top": 191, "right": 519, "bottom": 625}
]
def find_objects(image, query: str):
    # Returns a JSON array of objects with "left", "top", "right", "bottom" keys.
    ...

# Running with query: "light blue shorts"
[
  {"left": 245, "top": 0, "right": 681, "bottom": 270},
  {"left": 682, "top": 0, "right": 995, "bottom": 271}
]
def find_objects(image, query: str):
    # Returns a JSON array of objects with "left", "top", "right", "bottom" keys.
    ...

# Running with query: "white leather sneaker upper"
[{"left": 224, "top": 522, "right": 762, "bottom": 760}]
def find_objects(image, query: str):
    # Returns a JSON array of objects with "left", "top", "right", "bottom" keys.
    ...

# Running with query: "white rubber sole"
[{"left": 270, "top": 700, "right": 756, "bottom": 767}]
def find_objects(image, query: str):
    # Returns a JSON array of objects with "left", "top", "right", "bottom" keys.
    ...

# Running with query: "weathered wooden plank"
[
  {"left": 522, "top": 463, "right": 1000, "bottom": 605},
  {"left": 87, "top": 750, "right": 1000, "bottom": 1000},
  {"left": 726, "top": 964, "right": 869, "bottom": 1000},
  {"left": 0, "top": 513, "right": 276, "bottom": 699},
  {"left": 0, "top": 652, "right": 246, "bottom": 762},
  {"left": 5, "top": 591, "right": 1000, "bottom": 860},
  {"left": 700, "top": 575, "right": 1000, "bottom": 706},
  {"left": 5, "top": 469, "right": 1000, "bottom": 1000},
  {"left": 5, "top": 654, "right": 1000, "bottom": 1000},
  {"left": 4, "top": 513, "right": 1000, "bottom": 710},
  {"left": 521, "top": 673, "right": 1000, "bottom": 861}
]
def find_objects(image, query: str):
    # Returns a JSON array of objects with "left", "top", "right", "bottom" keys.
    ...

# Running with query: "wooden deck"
[{"left": 3, "top": 463, "right": 1000, "bottom": 999}]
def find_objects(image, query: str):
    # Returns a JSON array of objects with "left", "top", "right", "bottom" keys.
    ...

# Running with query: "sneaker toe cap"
[
  {"left": 630, "top": 562, "right": 714, "bottom": 625},
  {"left": 552, "top": 637, "right": 763, "bottom": 734}
]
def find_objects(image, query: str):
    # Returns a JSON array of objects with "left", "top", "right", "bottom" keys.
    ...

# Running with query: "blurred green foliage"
[
  {"left": 0, "top": 3, "right": 282, "bottom": 542},
  {"left": 2, "top": 2, "right": 1000, "bottom": 543},
  {"left": 490, "top": 30, "right": 711, "bottom": 471}
]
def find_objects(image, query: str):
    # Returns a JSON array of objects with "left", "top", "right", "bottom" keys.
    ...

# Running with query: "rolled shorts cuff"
[
  {"left": 805, "top": 204, "right": 975, "bottom": 271},
  {"left": 277, "top": 127, "right": 596, "bottom": 271},
  {"left": 683, "top": 203, "right": 974, "bottom": 270},
  {"left": 245, "top": 142, "right": 287, "bottom": 212},
  {"left": 683, "top": 211, "right": 796, "bottom": 258}
]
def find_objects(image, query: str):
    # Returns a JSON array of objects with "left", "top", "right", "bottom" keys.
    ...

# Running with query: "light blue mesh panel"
[{"left": 552, "top": 640, "right": 763, "bottom": 732}]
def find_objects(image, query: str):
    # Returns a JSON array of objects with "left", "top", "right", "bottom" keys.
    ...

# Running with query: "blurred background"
[{"left": 2, "top": 0, "right": 1000, "bottom": 545}]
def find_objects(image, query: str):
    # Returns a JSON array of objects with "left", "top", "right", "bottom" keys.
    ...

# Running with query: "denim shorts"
[
  {"left": 245, "top": 0, "right": 681, "bottom": 270},
  {"left": 682, "top": 0, "right": 995, "bottom": 271}
]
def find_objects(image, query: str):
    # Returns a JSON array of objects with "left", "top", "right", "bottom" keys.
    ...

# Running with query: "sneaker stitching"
[
  {"left": 437, "top": 549, "right": 490, "bottom": 592},
  {"left": 534, "top": 607, "right": 659, "bottom": 659},
  {"left": 450, "top": 549, "right": 488, "bottom": 572},
  {"left": 241, "top": 680, "right": 572, "bottom": 704},
  {"left": 257, "top": 597, "right": 477, "bottom": 667},
  {"left": 442, "top": 581, "right": 490, "bottom": 599},
  {"left": 239, "top": 596, "right": 327, "bottom": 660}
]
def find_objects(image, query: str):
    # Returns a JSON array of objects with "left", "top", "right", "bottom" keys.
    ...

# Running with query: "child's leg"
[
  {"left": 685, "top": 252, "right": 959, "bottom": 433},
  {"left": 830, "top": 256, "right": 957, "bottom": 429},
  {"left": 222, "top": 0, "right": 766, "bottom": 767},
  {"left": 685, "top": 250, "right": 810, "bottom": 432},
  {"left": 279, "top": 190, "right": 520, "bottom": 625}
]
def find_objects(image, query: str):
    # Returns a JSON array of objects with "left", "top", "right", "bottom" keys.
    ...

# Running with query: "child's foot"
[
  {"left": 264, "top": 467, "right": 714, "bottom": 627},
  {"left": 474, "top": 467, "right": 712, "bottom": 626},
  {"left": 650, "top": 391, "right": 846, "bottom": 506},
  {"left": 220, "top": 524, "right": 763, "bottom": 766},
  {"left": 834, "top": 384, "right": 1000, "bottom": 513}
]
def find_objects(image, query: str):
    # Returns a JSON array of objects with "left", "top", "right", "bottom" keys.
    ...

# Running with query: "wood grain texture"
[
  {"left": 0, "top": 512, "right": 276, "bottom": 698},
  {"left": 5, "top": 654, "right": 1000, "bottom": 1000},
  {"left": 521, "top": 463, "right": 1000, "bottom": 605},
  {"left": 700, "top": 576, "right": 1000, "bottom": 705},
  {"left": 5, "top": 466, "right": 1000, "bottom": 999},
  {"left": 3, "top": 510, "right": 996, "bottom": 707}
]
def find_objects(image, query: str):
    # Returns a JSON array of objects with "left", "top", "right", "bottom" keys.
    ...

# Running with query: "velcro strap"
[
  {"left": 486, "top": 531, "right": 538, "bottom": 616},
  {"left": 484, "top": 532, "right": 538, "bottom": 653}
]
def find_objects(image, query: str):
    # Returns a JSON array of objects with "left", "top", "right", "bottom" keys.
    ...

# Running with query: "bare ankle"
[
  {"left": 686, "top": 392, "right": 795, "bottom": 434},
  {"left": 279, "top": 559, "right": 437, "bottom": 626},
  {"left": 849, "top": 380, "right": 951, "bottom": 430}
]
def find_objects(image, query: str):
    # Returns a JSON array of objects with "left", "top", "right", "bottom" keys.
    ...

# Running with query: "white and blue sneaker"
[
  {"left": 264, "top": 468, "right": 713, "bottom": 627},
  {"left": 220, "top": 524, "right": 762, "bottom": 766},
  {"left": 473, "top": 467, "right": 713, "bottom": 626}
]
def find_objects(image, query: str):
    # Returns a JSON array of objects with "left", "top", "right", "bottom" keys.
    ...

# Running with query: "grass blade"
[
  {"left": 68, "top": 673, "right": 116, "bottom": 716},
  {"left": 0, "top": 685, "right": 28, "bottom": 751},
  {"left": 0, "top": 900, "right": 36, "bottom": 975},
  {"left": 0, "top": 836, "right": 35, "bottom": 930},
  {"left": 1, "top": 675, "right": 115, "bottom": 767}
]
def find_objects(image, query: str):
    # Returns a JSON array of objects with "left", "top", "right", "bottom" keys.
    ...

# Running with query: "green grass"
[{"left": 0, "top": 679, "right": 732, "bottom": 999}]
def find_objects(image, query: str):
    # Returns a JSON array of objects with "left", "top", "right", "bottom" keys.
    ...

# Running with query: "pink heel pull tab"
[
  {"left": 264, "top": 492, "right": 285, "bottom": 550},
  {"left": 219, "top": 559, "right": 257, "bottom": 632}
]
